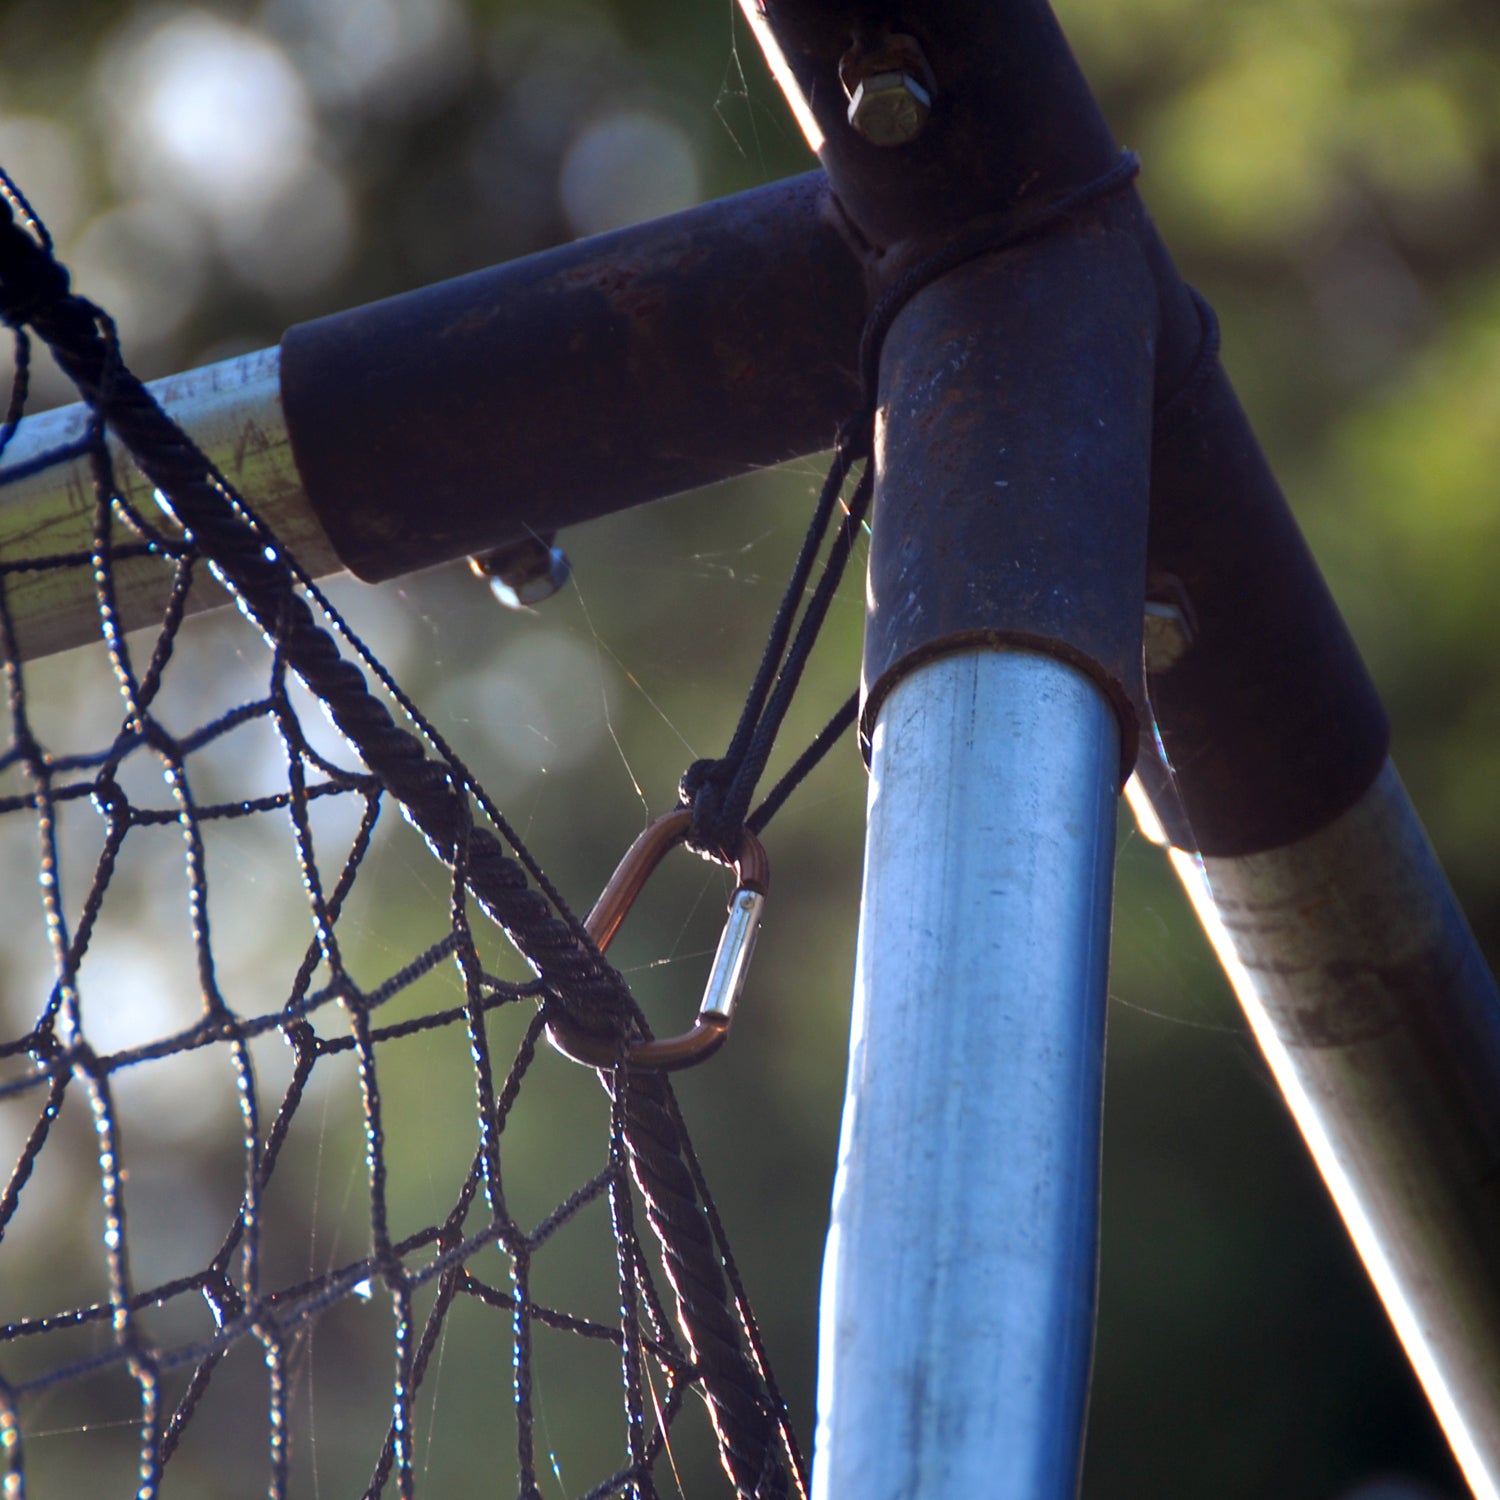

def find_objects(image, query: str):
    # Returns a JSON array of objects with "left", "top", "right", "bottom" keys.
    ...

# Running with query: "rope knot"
[{"left": 677, "top": 756, "right": 740, "bottom": 862}]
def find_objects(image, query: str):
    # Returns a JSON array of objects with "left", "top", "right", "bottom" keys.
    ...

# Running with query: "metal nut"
[
  {"left": 1142, "top": 572, "right": 1197, "bottom": 674},
  {"left": 847, "top": 71, "right": 932, "bottom": 147},
  {"left": 1143, "top": 599, "right": 1195, "bottom": 674},
  {"left": 469, "top": 534, "right": 571, "bottom": 610}
]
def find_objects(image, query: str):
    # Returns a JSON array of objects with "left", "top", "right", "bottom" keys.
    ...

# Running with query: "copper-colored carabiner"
[{"left": 546, "top": 808, "right": 769, "bottom": 1071}]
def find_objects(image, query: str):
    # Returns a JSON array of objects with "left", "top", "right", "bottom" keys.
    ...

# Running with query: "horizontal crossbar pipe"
[
  {"left": 279, "top": 172, "right": 864, "bottom": 582},
  {"left": 0, "top": 172, "right": 866, "bottom": 662},
  {"left": 0, "top": 347, "right": 337, "bottom": 662}
]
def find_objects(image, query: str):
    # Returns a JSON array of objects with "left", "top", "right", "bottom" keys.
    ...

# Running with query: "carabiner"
[{"left": 546, "top": 808, "right": 769, "bottom": 1071}]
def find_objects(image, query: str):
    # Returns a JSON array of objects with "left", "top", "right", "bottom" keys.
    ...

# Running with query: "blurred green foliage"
[{"left": 2, "top": 0, "right": 1498, "bottom": 1496}]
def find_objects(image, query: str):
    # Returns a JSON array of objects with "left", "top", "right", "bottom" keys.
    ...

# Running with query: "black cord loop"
[
  {"left": 1153, "top": 284, "right": 1221, "bottom": 441},
  {"left": 676, "top": 149, "right": 1144, "bottom": 864}
]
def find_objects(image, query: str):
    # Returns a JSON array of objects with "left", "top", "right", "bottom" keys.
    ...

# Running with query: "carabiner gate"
[{"left": 546, "top": 808, "right": 769, "bottom": 1071}]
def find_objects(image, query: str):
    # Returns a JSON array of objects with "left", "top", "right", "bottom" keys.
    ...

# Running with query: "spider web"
[{"left": 0, "top": 177, "right": 802, "bottom": 1500}]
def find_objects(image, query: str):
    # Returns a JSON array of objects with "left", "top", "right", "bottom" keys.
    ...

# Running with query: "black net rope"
[{"left": 0, "top": 180, "right": 802, "bottom": 1500}]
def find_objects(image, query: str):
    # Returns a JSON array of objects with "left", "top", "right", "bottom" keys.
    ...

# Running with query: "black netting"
[{"left": 0, "top": 178, "right": 804, "bottom": 1500}]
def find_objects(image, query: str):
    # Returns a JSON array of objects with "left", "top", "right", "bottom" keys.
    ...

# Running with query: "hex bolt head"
[
  {"left": 1143, "top": 599, "right": 1196, "bottom": 674},
  {"left": 469, "top": 535, "right": 572, "bottom": 610},
  {"left": 846, "top": 70, "right": 932, "bottom": 147},
  {"left": 1142, "top": 573, "right": 1197, "bottom": 674}
]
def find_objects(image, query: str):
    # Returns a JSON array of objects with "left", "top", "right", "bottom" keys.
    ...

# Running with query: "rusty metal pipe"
[
  {"left": 1, "top": 173, "right": 867, "bottom": 661},
  {"left": 279, "top": 172, "right": 866, "bottom": 582},
  {"left": 861, "top": 198, "right": 1158, "bottom": 783}
]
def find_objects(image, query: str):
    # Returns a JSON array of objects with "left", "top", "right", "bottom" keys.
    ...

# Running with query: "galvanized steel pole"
[
  {"left": 0, "top": 346, "right": 333, "bottom": 661},
  {"left": 742, "top": 5, "right": 1154, "bottom": 1491},
  {"left": 821, "top": 651, "right": 1119, "bottom": 1497}
]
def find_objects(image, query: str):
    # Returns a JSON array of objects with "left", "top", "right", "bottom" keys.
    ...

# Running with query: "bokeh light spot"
[{"left": 559, "top": 109, "right": 701, "bottom": 238}]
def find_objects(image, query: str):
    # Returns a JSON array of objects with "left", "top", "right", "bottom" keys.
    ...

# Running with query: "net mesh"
[{"left": 0, "top": 178, "right": 803, "bottom": 1499}]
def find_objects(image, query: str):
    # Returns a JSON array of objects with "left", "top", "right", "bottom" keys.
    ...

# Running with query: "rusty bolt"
[
  {"left": 841, "top": 34, "right": 935, "bottom": 148},
  {"left": 470, "top": 533, "right": 571, "bottom": 610},
  {"left": 1143, "top": 576, "right": 1197, "bottom": 674},
  {"left": 847, "top": 71, "right": 932, "bottom": 146}
]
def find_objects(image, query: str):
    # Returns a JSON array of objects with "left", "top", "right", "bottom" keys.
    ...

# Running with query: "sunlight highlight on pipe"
[
  {"left": 1167, "top": 841, "right": 1500, "bottom": 1500},
  {"left": 734, "top": 0, "right": 825, "bottom": 154}
]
